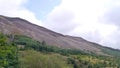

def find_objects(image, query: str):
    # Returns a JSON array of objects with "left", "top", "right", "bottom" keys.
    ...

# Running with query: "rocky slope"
[{"left": 0, "top": 15, "right": 119, "bottom": 55}]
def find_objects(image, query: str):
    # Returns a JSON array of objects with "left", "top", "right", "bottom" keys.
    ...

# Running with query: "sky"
[{"left": 0, "top": 0, "right": 120, "bottom": 49}]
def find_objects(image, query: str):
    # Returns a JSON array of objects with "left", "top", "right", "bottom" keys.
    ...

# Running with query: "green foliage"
[
  {"left": 12, "top": 35, "right": 120, "bottom": 68},
  {"left": 102, "top": 47, "right": 120, "bottom": 57},
  {"left": 19, "top": 50, "right": 73, "bottom": 68},
  {"left": 0, "top": 33, "right": 8, "bottom": 46},
  {"left": 1, "top": 34, "right": 120, "bottom": 68},
  {"left": 0, "top": 33, "right": 19, "bottom": 68},
  {"left": 13, "top": 35, "right": 86, "bottom": 55},
  {"left": 69, "top": 54, "right": 120, "bottom": 68}
]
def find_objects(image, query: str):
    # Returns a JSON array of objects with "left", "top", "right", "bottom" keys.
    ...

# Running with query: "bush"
[{"left": 0, "top": 33, "right": 18, "bottom": 68}]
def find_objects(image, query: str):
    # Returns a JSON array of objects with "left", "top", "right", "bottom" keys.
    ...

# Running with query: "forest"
[{"left": 0, "top": 33, "right": 120, "bottom": 68}]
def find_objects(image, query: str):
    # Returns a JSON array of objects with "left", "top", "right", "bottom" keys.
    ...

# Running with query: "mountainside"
[
  {"left": 0, "top": 15, "right": 120, "bottom": 56},
  {"left": 1, "top": 28, "right": 120, "bottom": 68}
]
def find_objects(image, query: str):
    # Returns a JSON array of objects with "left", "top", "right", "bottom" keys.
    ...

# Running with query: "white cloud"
[
  {"left": 16, "top": 9, "right": 42, "bottom": 26},
  {"left": 44, "top": 9, "right": 77, "bottom": 34},
  {"left": 43, "top": 0, "right": 120, "bottom": 49},
  {"left": 1, "top": 0, "right": 120, "bottom": 49},
  {"left": 0, "top": 0, "right": 42, "bottom": 26}
]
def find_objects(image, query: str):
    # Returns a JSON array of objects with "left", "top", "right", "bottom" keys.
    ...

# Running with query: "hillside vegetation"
[{"left": 0, "top": 33, "right": 120, "bottom": 68}]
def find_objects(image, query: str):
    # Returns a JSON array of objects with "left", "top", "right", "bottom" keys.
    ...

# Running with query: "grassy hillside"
[
  {"left": 18, "top": 50, "right": 120, "bottom": 68},
  {"left": 19, "top": 50, "right": 73, "bottom": 68},
  {"left": 0, "top": 33, "right": 120, "bottom": 68}
]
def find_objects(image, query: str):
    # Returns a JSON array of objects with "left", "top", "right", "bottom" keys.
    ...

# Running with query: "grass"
[{"left": 19, "top": 50, "right": 73, "bottom": 68}]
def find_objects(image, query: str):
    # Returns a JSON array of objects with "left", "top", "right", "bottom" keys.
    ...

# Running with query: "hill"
[
  {"left": 0, "top": 33, "right": 120, "bottom": 68},
  {"left": 0, "top": 15, "right": 120, "bottom": 56}
]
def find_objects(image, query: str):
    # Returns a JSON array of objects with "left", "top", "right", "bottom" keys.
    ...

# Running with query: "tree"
[
  {"left": 42, "top": 41, "right": 46, "bottom": 46},
  {"left": 0, "top": 33, "right": 18, "bottom": 68}
]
